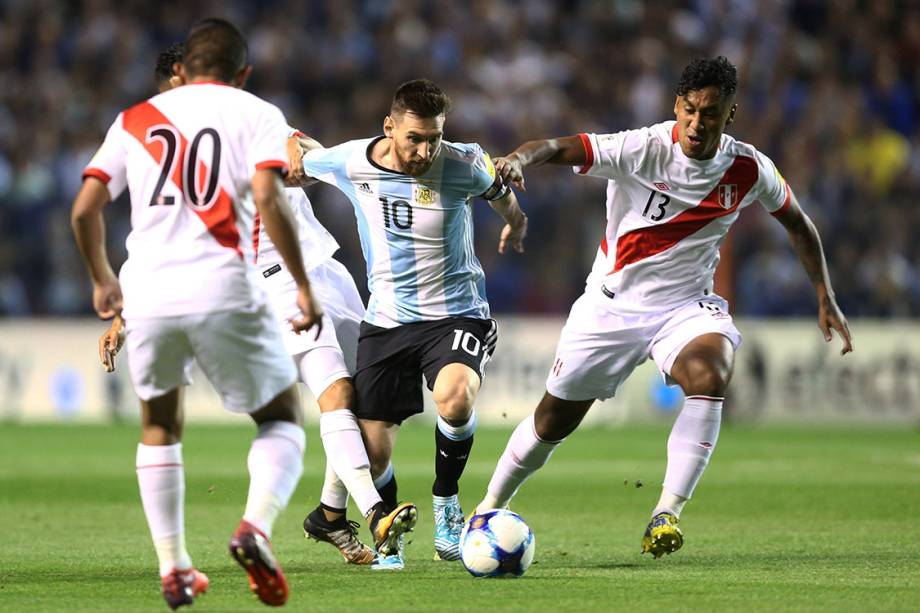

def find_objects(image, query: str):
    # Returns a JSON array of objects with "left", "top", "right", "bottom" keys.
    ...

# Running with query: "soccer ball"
[{"left": 459, "top": 509, "right": 535, "bottom": 577}]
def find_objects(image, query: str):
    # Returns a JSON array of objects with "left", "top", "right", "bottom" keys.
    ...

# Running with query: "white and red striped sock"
[
  {"left": 136, "top": 443, "right": 192, "bottom": 576},
  {"left": 243, "top": 421, "right": 305, "bottom": 538}
]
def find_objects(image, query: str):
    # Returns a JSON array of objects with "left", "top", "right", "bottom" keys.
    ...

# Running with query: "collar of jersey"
[
  {"left": 185, "top": 80, "right": 233, "bottom": 87},
  {"left": 366, "top": 136, "right": 410, "bottom": 176}
]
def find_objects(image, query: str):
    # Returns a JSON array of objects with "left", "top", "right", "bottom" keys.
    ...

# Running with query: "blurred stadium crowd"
[{"left": 1, "top": 0, "right": 918, "bottom": 317}]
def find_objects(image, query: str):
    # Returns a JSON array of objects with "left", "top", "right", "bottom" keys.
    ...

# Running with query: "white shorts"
[
  {"left": 125, "top": 304, "right": 297, "bottom": 412},
  {"left": 546, "top": 292, "right": 742, "bottom": 401},
  {"left": 261, "top": 257, "right": 365, "bottom": 397}
]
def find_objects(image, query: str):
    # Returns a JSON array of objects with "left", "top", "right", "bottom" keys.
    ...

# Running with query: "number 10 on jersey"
[{"left": 379, "top": 196, "right": 414, "bottom": 229}]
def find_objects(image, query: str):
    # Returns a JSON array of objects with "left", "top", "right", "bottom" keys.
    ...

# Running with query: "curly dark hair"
[
  {"left": 155, "top": 42, "right": 184, "bottom": 84},
  {"left": 676, "top": 56, "right": 738, "bottom": 99},
  {"left": 391, "top": 79, "right": 451, "bottom": 118}
]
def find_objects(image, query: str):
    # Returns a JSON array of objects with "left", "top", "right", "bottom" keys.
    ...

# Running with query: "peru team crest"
[{"left": 718, "top": 184, "right": 738, "bottom": 209}]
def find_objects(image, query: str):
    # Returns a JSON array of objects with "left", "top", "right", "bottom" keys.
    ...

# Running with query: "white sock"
[
  {"left": 477, "top": 415, "right": 562, "bottom": 512},
  {"left": 654, "top": 488, "right": 688, "bottom": 517},
  {"left": 436, "top": 412, "right": 477, "bottom": 440},
  {"left": 319, "top": 461, "right": 349, "bottom": 511},
  {"left": 657, "top": 395, "right": 723, "bottom": 515},
  {"left": 136, "top": 443, "right": 192, "bottom": 576},
  {"left": 319, "top": 410, "right": 381, "bottom": 516},
  {"left": 243, "top": 421, "right": 305, "bottom": 537}
]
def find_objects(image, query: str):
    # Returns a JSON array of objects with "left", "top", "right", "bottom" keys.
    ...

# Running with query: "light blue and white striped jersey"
[{"left": 302, "top": 137, "right": 501, "bottom": 328}]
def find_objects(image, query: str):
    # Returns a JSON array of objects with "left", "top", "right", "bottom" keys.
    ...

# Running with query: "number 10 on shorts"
[{"left": 451, "top": 330, "right": 481, "bottom": 356}]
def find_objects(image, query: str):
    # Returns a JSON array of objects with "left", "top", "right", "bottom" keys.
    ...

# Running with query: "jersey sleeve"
[
  {"left": 301, "top": 142, "right": 354, "bottom": 187},
  {"left": 573, "top": 128, "right": 650, "bottom": 179},
  {"left": 469, "top": 144, "right": 508, "bottom": 201},
  {"left": 82, "top": 113, "right": 128, "bottom": 200},
  {"left": 753, "top": 149, "right": 792, "bottom": 216},
  {"left": 247, "top": 102, "right": 290, "bottom": 175}
]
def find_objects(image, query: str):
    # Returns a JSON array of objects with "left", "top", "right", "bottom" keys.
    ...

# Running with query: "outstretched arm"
[
  {"left": 494, "top": 136, "right": 587, "bottom": 191},
  {"left": 773, "top": 193, "right": 853, "bottom": 355},
  {"left": 71, "top": 177, "right": 122, "bottom": 319}
]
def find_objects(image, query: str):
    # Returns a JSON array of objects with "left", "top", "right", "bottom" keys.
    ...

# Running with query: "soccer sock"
[
  {"left": 243, "top": 420, "right": 305, "bottom": 538},
  {"left": 478, "top": 414, "right": 562, "bottom": 511},
  {"left": 656, "top": 395, "right": 723, "bottom": 516},
  {"left": 136, "top": 443, "right": 193, "bottom": 576},
  {"left": 319, "top": 409, "right": 382, "bottom": 517},
  {"left": 373, "top": 463, "right": 398, "bottom": 511},
  {"left": 319, "top": 461, "right": 349, "bottom": 514},
  {"left": 432, "top": 412, "right": 477, "bottom": 497}
]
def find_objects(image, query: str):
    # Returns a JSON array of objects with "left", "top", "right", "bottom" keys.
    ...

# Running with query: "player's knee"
[
  {"left": 368, "top": 455, "right": 390, "bottom": 479},
  {"left": 680, "top": 357, "right": 731, "bottom": 396},
  {"left": 317, "top": 378, "right": 354, "bottom": 412},
  {"left": 435, "top": 390, "right": 474, "bottom": 422}
]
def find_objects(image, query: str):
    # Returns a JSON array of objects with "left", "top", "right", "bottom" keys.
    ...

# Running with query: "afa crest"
[{"left": 414, "top": 186, "right": 436, "bottom": 205}]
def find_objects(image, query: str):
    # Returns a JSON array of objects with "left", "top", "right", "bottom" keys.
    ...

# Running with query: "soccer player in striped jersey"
[
  {"left": 292, "top": 79, "right": 527, "bottom": 566},
  {"left": 99, "top": 45, "right": 417, "bottom": 568},
  {"left": 474, "top": 57, "right": 853, "bottom": 558},
  {"left": 73, "top": 19, "right": 322, "bottom": 608}
]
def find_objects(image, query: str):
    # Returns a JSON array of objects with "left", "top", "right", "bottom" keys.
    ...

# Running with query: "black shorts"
[{"left": 353, "top": 317, "right": 498, "bottom": 425}]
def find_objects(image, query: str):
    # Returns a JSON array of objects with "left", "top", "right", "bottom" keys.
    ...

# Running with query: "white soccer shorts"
[
  {"left": 545, "top": 291, "right": 742, "bottom": 401},
  {"left": 262, "top": 257, "right": 365, "bottom": 397},
  {"left": 124, "top": 303, "right": 297, "bottom": 412}
]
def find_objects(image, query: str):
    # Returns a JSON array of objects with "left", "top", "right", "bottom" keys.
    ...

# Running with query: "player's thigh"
[
  {"left": 353, "top": 322, "right": 423, "bottom": 425},
  {"left": 124, "top": 316, "right": 195, "bottom": 402},
  {"left": 421, "top": 318, "right": 497, "bottom": 399},
  {"left": 187, "top": 305, "right": 297, "bottom": 413},
  {"left": 545, "top": 294, "right": 651, "bottom": 402},
  {"left": 310, "top": 258, "right": 365, "bottom": 374},
  {"left": 650, "top": 295, "right": 742, "bottom": 385},
  {"left": 292, "top": 343, "right": 352, "bottom": 404}
]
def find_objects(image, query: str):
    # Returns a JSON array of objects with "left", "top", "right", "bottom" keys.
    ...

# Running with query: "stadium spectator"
[{"left": 1, "top": 0, "right": 917, "bottom": 316}]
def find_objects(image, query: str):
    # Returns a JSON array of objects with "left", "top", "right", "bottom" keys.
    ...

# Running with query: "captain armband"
[{"left": 480, "top": 176, "right": 510, "bottom": 201}]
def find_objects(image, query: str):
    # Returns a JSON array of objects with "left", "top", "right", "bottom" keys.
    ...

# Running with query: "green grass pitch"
[{"left": 1, "top": 422, "right": 918, "bottom": 611}]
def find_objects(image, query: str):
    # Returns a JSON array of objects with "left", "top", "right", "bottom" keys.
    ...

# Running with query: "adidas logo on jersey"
[{"left": 357, "top": 182, "right": 372, "bottom": 193}]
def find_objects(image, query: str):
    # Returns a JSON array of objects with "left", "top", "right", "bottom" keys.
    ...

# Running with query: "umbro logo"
[
  {"left": 357, "top": 182, "right": 372, "bottom": 193},
  {"left": 653, "top": 182, "right": 670, "bottom": 191}
]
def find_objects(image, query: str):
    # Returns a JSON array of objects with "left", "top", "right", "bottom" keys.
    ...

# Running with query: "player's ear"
[
  {"left": 174, "top": 62, "right": 188, "bottom": 84},
  {"left": 726, "top": 103, "right": 737, "bottom": 127},
  {"left": 673, "top": 95, "right": 682, "bottom": 117},
  {"left": 383, "top": 115, "right": 396, "bottom": 138},
  {"left": 233, "top": 65, "right": 253, "bottom": 89}
]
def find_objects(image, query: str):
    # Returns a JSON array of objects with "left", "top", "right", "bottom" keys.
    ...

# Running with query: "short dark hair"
[
  {"left": 183, "top": 18, "right": 248, "bottom": 82},
  {"left": 676, "top": 56, "right": 738, "bottom": 100},
  {"left": 391, "top": 79, "right": 451, "bottom": 118},
  {"left": 155, "top": 42, "right": 184, "bottom": 84}
]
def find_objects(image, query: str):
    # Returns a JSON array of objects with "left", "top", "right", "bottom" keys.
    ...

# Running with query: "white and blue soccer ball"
[{"left": 459, "top": 509, "right": 535, "bottom": 577}]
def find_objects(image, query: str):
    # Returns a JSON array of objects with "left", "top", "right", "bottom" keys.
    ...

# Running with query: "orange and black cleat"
[
  {"left": 161, "top": 567, "right": 209, "bottom": 610},
  {"left": 229, "top": 520, "right": 289, "bottom": 606}
]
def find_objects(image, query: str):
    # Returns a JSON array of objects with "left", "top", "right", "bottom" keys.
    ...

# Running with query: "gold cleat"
[
  {"left": 641, "top": 511, "right": 684, "bottom": 559},
  {"left": 371, "top": 502, "right": 418, "bottom": 556}
]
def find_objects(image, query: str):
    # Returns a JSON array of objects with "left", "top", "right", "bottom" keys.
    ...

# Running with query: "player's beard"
[{"left": 397, "top": 149, "right": 435, "bottom": 176}]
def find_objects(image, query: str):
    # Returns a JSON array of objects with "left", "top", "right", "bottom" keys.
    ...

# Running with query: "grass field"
[{"left": 1, "top": 422, "right": 918, "bottom": 612}]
